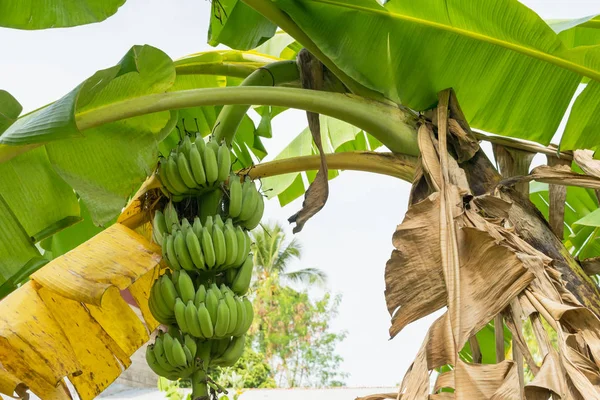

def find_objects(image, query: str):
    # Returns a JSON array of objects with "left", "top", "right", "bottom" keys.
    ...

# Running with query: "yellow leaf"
[
  {"left": 36, "top": 285, "right": 125, "bottom": 400},
  {"left": 0, "top": 366, "right": 19, "bottom": 397},
  {"left": 32, "top": 224, "right": 161, "bottom": 305}
]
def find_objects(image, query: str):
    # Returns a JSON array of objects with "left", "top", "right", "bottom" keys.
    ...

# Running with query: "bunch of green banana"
[
  {"left": 148, "top": 273, "right": 178, "bottom": 325},
  {"left": 222, "top": 255, "right": 254, "bottom": 296},
  {"left": 227, "top": 175, "right": 264, "bottom": 231},
  {"left": 145, "top": 332, "right": 199, "bottom": 380},
  {"left": 175, "top": 282, "right": 254, "bottom": 340},
  {"left": 157, "top": 134, "right": 231, "bottom": 196},
  {"left": 161, "top": 214, "right": 251, "bottom": 271},
  {"left": 209, "top": 335, "right": 247, "bottom": 367}
]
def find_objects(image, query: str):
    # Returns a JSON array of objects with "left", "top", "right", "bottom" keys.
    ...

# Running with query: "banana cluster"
[
  {"left": 158, "top": 134, "right": 231, "bottom": 196},
  {"left": 145, "top": 331, "right": 199, "bottom": 380},
  {"left": 148, "top": 271, "right": 254, "bottom": 338},
  {"left": 226, "top": 175, "right": 264, "bottom": 231},
  {"left": 175, "top": 282, "right": 253, "bottom": 340},
  {"left": 154, "top": 203, "right": 251, "bottom": 272},
  {"left": 210, "top": 335, "right": 246, "bottom": 368}
]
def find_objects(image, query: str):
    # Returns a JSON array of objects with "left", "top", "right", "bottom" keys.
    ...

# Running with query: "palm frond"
[{"left": 282, "top": 268, "right": 328, "bottom": 287}]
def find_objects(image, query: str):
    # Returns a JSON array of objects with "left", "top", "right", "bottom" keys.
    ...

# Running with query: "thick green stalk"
[
  {"left": 212, "top": 60, "right": 300, "bottom": 145},
  {"left": 191, "top": 370, "right": 209, "bottom": 400},
  {"left": 76, "top": 86, "right": 420, "bottom": 156}
]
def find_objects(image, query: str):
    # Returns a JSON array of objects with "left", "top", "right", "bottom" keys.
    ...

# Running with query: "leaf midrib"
[{"left": 298, "top": 0, "right": 600, "bottom": 82}]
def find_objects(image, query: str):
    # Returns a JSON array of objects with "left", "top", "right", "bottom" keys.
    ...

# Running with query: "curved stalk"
[
  {"left": 212, "top": 60, "right": 300, "bottom": 145},
  {"left": 191, "top": 370, "right": 209, "bottom": 400},
  {"left": 239, "top": 151, "right": 417, "bottom": 182},
  {"left": 76, "top": 86, "right": 421, "bottom": 156}
]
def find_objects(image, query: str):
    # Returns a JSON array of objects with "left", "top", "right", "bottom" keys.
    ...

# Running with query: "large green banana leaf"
[
  {"left": 266, "top": 0, "right": 600, "bottom": 148},
  {"left": 0, "top": 0, "right": 126, "bottom": 30}
]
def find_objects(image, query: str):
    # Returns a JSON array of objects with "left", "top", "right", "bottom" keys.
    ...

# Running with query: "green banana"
[
  {"left": 211, "top": 337, "right": 231, "bottom": 359},
  {"left": 214, "top": 214, "right": 224, "bottom": 229},
  {"left": 242, "top": 297, "right": 254, "bottom": 332},
  {"left": 153, "top": 210, "right": 168, "bottom": 246},
  {"left": 195, "top": 133, "right": 206, "bottom": 151},
  {"left": 163, "top": 201, "right": 180, "bottom": 234},
  {"left": 159, "top": 275, "right": 178, "bottom": 311},
  {"left": 146, "top": 345, "right": 175, "bottom": 378},
  {"left": 214, "top": 299, "right": 230, "bottom": 338},
  {"left": 212, "top": 283, "right": 224, "bottom": 299},
  {"left": 217, "top": 143, "right": 231, "bottom": 182},
  {"left": 201, "top": 227, "right": 216, "bottom": 269},
  {"left": 148, "top": 291, "right": 172, "bottom": 324},
  {"left": 158, "top": 158, "right": 182, "bottom": 196},
  {"left": 232, "top": 255, "right": 253, "bottom": 296},
  {"left": 174, "top": 230, "right": 195, "bottom": 271},
  {"left": 170, "top": 337, "right": 188, "bottom": 368},
  {"left": 224, "top": 291, "right": 238, "bottom": 335},
  {"left": 243, "top": 229, "right": 252, "bottom": 257},
  {"left": 161, "top": 234, "right": 170, "bottom": 266},
  {"left": 167, "top": 325, "right": 183, "bottom": 343},
  {"left": 180, "top": 135, "right": 193, "bottom": 158},
  {"left": 197, "top": 303, "right": 214, "bottom": 338},
  {"left": 176, "top": 270, "right": 196, "bottom": 304},
  {"left": 203, "top": 145, "right": 219, "bottom": 184},
  {"left": 223, "top": 222, "right": 238, "bottom": 266},
  {"left": 166, "top": 153, "right": 189, "bottom": 194},
  {"left": 180, "top": 217, "right": 192, "bottom": 234},
  {"left": 244, "top": 191, "right": 264, "bottom": 230},
  {"left": 177, "top": 152, "right": 197, "bottom": 189},
  {"left": 189, "top": 143, "right": 207, "bottom": 186},
  {"left": 204, "top": 215, "right": 214, "bottom": 233},
  {"left": 239, "top": 181, "right": 259, "bottom": 221},
  {"left": 192, "top": 217, "right": 203, "bottom": 237},
  {"left": 232, "top": 296, "right": 247, "bottom": 336},
  {"left": 165, "top": 228, "right": 182, "bottom": 270},
  {"left": 212, "top": 335, "right": 246, "bottom": 367},
  {"left": 233, "top": 226, "right": 247, "bottom": 267},
  {"left": 228, "top": 174, "right": 243, "bottom": 218},
  {"left": 162, "top": 333, "right": 178, "bottom": 367},
  {"left": 205, "top": 288, "right": 219, "bottom": 323},
  {"left": 183, "top": 344, "right": 194, "bottom": 365},
  {"left": 212, "top": 224, "right": 227, "bottom": 267},
  {"left": 153, "top": 336, "right": 174, "bottom": 372},
  {"left": 151, "top": 280, "right": 174, "bottom": 319},
  {"left": 225, "top": 267, "right": 238, "bottom": 284},
  {"left": 186, "top": 230, "right": 205, "bottom": 270},
  {"left": 185, "top": 301, "right": 204, "bottom": 338},
  {"left": 174, "top": 298, "right": 189, "bottom": 333},
  {"left": 207, "top": 139, "right": 219, "bottom": 154},
  {"left": 184, "top": 335, "right": 197, "bottom": 358},
  {"left": 194, "top": 284, "right": 207, "bottom": 308}
]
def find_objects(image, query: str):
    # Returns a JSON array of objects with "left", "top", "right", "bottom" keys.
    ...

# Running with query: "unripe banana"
[
  {"left": 176, "top": 270, "right": 196, "bottom": 304},
  {"left": 174, "top": 230, "right": 195, "bottom": 271},
  {"left": 212, "top": 224, "right": 227, "bottom": 267},
  {"left": 244, "top": 191, "right": 264, "bottom": 230},
  {"left": 180, "top": 218, "right": 192, "bottom": 234},
  {"left": 158, "top": 158, "right": 182, "bottom": 196},
  {"left": 212, "top": 335, "right": 246, "bottom": 367},
  {"left": 195, "top": 133, "right": 206, "bottom": 151},
  {"left": 211, "top": 337, "right": 231, "bottom": 359},
  {"left": 146, "top": 345, "right": 175, "bottom": 378},
  {"left": 242, "top": 297, "right": 254, "bottom": 332},
  {"left": 205, "top": 288, "right": 219, "bottom": 323},
  {"left": 185, "top": 301, "right": 204, "bottom": 338},
  {"left": 243, "top": 229, "right": 252, "bottom": 257},
  {"left": 183, "top": 344, "right": 194, "bottom": 365},
  {"left": 181, "top": 135, "right": 193, "bottom": 158},
  {"left": 177, "top": 152, "right": 197, "bottom": 189},
  {"left": 162, "top": 333, "right": 177, "bottom": 367},
  {"left": 164, "top": 201, "right": 180, "bottom": 234},
  {"left": 203, "top": 145, "right": 219, "bottom": 184},
  {"left": 201, "top": 227, "right": 216, "bottom": 269},
  {"left": 161, "top": 234, "right": 170, "bottom": 265},
  {"left": 171, "top": 337, "right": 188, "bottom": 368},
  {"left": 225, "top": 267, "right": 238, "bottom": 284},
  {"left": 174, "top": 298, "right": 189, "bottom": 333},
  {"left": 214, "top": 299, "right": 230, "bottom": 338},
  {"left": 204, "top": 216, "right": 214, "bottom": 233},
  {"left": 228, "top": 174, "right": 243, "bottom": 218},
  {"left": 214, "top": 214, "right": 224, "bottom": 229},
  {"left": 197, "top": 303, "right": 214, "bottom": 338},
  {"left": 223, "top": 221, "right": 238, "bottom": 266},
  {"left": 217, "top": 144, "right": 231, "bottom": 182},
  {"left": 148, "top": 291, "right": 172, "bottom": 324},
  {"left": 153, "top": 210, "right": 168, "bottom": 246},
  {"left": 189, "top": 143, "right": 207, "bottom": 186},
  {"left": 151, "top": 280, "right": 174, "bottom": 319},
  {"left": 224, "top": 291, "right": 238, "bottom": 335},
  {"left": 186, "top": 230, "right": 205, "bottom": 270},
  {"left": 194, "top": 284, "right": 207, "bottom": 308},
  {"left": 232, "top": 296, "right": 247, "bottom": 336},
  {"left": 211, "top": 283, "right": 223, "bottom": 299},
  {"left": 192, "top": 217, "right": 203, "bottom": 237},
  {"left": 238, "top": 180, "right": 258, "bottom": 221},
  {"left": 184, "top": 335, "right": 197, "bottom": 358},
  {"left": 232, "top": 255, "right": 253, "bottom": 296},
  {"left": 166, "top": 153, "right": 189, "bottom": 194},
  {"left": 233, "top": 226, "right": 247, "bottom": 267},
  {"left": 153, "top": 336, "right": 174, "bottom": 372},
  {"left": 159, "top": 275, "right": 178, "bottom": 311},
  {"left": 207, "top": 139, "right": 219, "bottom": 154}
]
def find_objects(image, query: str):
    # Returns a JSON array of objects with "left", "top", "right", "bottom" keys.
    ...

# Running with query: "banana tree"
[{"left": 2, "top": 0, "right": 600, "bottom": 399}]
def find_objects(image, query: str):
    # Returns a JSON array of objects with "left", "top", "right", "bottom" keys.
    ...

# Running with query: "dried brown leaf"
[
  {"left": 574, "top": 150, "right": 600, "bottom": 179},
  {"left": 547, "top": 156, "right": 570, "bottom": 238},
  {"left": 455, "top": 359, "right": 520, "bottom": 399},
  {"left": 502, "top": 165, "right": 600, "bottom": 190}
]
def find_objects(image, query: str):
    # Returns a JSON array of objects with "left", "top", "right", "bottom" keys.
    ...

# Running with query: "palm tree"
[{"left": 251, "top": 222, "right": 327, "bottom": 287}]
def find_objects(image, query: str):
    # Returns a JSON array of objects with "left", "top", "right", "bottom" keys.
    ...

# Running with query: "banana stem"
[
  {"left": 212, "top": 60, "right": 300, "bottom": 146},
  {"left": 191, "top": 369, "right": 209, "bottom": 400}
]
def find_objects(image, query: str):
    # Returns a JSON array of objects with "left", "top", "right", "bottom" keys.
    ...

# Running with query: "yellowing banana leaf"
[
  {"left": 0, "top": 222, "right": 162, "bottom": 399},
  {"left": 268, "top": 0, "right": 599, "bottom": 146},
  {"left": 0, "top": 0, "right": 126, "bottom": 30}
]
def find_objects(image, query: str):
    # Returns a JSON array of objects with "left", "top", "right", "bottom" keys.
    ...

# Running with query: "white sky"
[{"left": 0, "top": 0, "right": 598, "bottom": 389}]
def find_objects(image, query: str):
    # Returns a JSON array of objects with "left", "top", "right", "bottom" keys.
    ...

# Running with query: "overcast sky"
[{"left": 0, "top": 0, "right": 598, "bottom": 389}]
